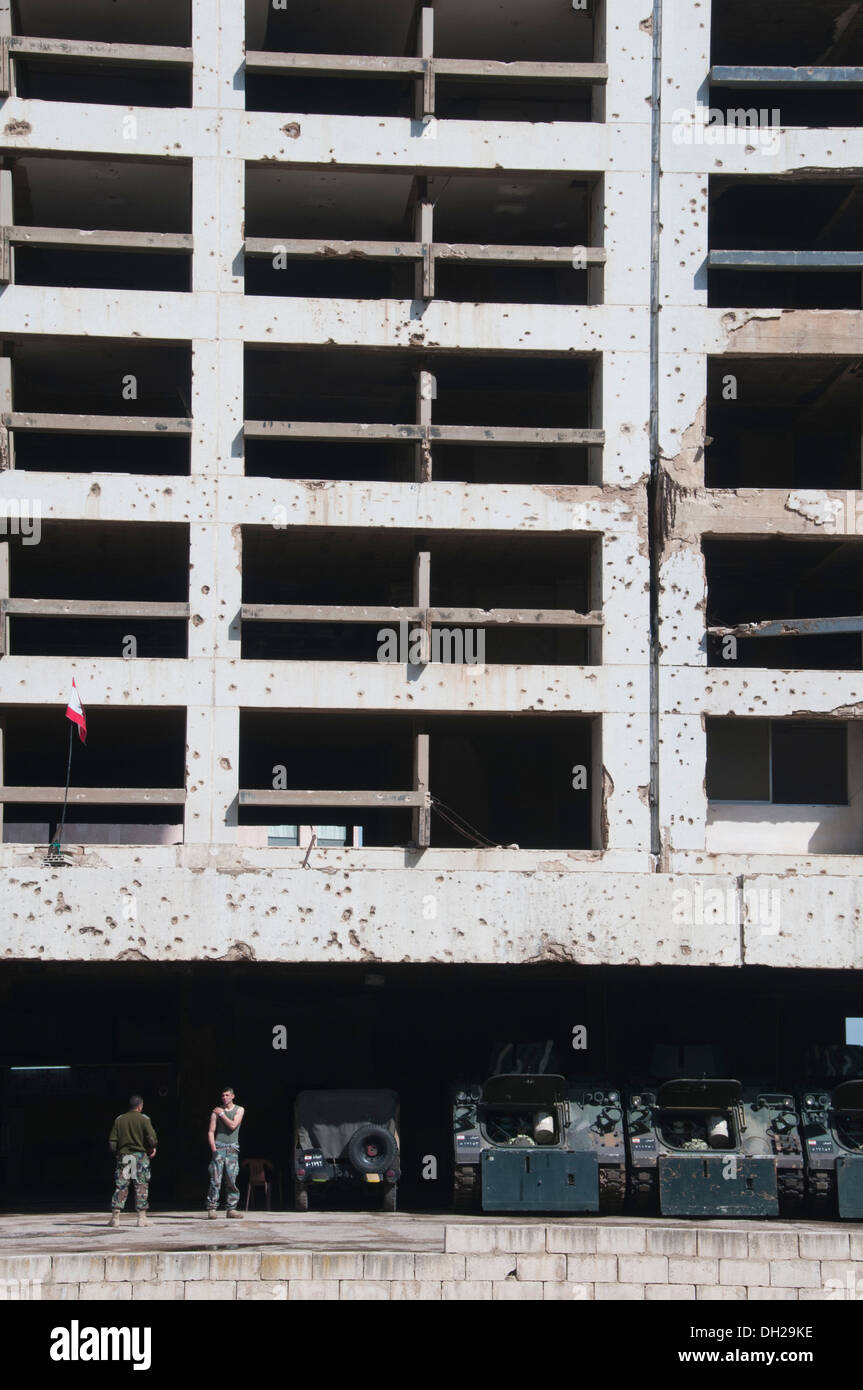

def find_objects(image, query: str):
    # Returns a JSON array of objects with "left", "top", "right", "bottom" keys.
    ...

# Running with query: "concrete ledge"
[{"left": 3, "top": 1219, "right": 861, "bottom": 1301}]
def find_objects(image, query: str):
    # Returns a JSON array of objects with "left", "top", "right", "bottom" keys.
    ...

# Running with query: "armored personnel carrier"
[
  {"left": 625, "top": 1077, "right": 805, "bottom": 1217},
  {"left": 452, "top": 1041, "right": 625, "bottom": 1214},
  {"left": 798, "top": 1045, "right": 863, "bottom": 1217}
]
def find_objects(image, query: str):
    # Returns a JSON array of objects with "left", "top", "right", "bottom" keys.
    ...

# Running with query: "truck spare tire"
[{"left": 346, "top": 1125, "right": 397, "bottom": 1174}]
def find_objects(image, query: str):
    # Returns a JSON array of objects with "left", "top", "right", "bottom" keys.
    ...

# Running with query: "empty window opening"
[
  {"left": 706, "top": 356, "right": 863, "bottom": 489},
  {"left": 9, "top": 338, "right": 191, "bottom": 416},
  {"left": 711, "top": 0, "right": 863, "bottom": 68},
  {"left": 3, "top": 338, "right": 192, "bottom": 475},
  {"left": 13, "top": 248, "right": 189, "bottom": 293},
  {"left": 432, "top": 0, "right": 594, "bottom": 63},
  {"left": 244, "top": 169, "right": 597, "bottom": 306},
  {"left": 245, "top": 0, "right": 600, "bottom": 122},
  {"left": 12, "top": 61, "right": 192, "bottom": 107},
  {"left": 706, "top": 719, "right": 849, "bottom": 805},
  {"left": 9, "top": 0, "right": 192, "bottom": 104},
  {"left": 0, "top": 704, "right": 186, "bottom": 845},
  {"left": 244, "top": 440, "right": 415, "bottom": 485},
  {"left": 5, "top": 155, "right": 193, "bottom": 293},
  {"left": 4, "top": 520, "right": 188, "bottom": 658},
  {"left": 12, "top": 0, "right": 192, "bottom": 46},
  {"left": 709, "top": 178, "right": 863, "bottom": 310},
  {"left": 705, "top": 538, "right": 863, "bottom": 671},
  {"left": 435, "top": 81, "right": 591, "bottom": 124},
  {"left": 707, "top": 87, "right": 861, "bottom": 131},
  {"left": 247, "top": 0, "right": 593, "bottom": 62},
  {"left": 239, "top": 711, "right": 597, "bottom": 850},
  {"left": 246, "top": 0, "right": 418, "bottom": 57},
  {"left": 244, "top": 347, "right": 596, "bottom": 485},
  {"left": 245, "top": 75, "right": 414, "bottom": 119},
  {"left": 245, "top": 0, "right": 598, "bottom": 122},
  {"left": 241, "top": 527, "right": 597, "bottom": 665},
  {"left": 11, "top": 432, "right": 190, "bottom": 476}
]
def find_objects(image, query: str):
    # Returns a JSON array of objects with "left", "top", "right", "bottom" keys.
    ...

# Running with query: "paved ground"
[
  {"left": 0, "top": 1211, "right": 449, "bottom": 1254},
  {"left": 0, "top": 1210, "right": 852, "bottom": 1256}
]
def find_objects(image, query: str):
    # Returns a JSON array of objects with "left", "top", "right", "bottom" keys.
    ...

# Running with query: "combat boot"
[
  {"left": 207, "top": 1208, "right": 218, "bottom": 1219},
  {"left": 107, "top": 1210, "right": 120, "bottom": 1229},
  {"left": 226, "top": 1208, "right": 244, "bottom": 1219},
  {"left": 137, "top": 1211, "right": 150, "bottom": 1228}
]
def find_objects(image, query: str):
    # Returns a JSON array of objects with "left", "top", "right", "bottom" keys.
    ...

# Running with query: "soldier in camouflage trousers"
[
  {"left": 207, "top": 1086, "right": 245, "bottom": 1218},
  {"left": 108, "top": 1095, "right": 157, "bottom": 1228}
]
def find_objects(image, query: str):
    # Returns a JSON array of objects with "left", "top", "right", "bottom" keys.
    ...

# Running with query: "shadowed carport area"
[{"left": 1, "top": 962, "right": 860, "bottom": 1214}]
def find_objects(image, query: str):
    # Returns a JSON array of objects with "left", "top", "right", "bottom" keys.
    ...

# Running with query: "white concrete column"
[
  {"left": 193, "top": 0, "right": 245, "bottom": 112},
  {"left": 660, "top": 713, "right": 708, "bottom": 858},
  {"left": 186, "top": 702, "right": 240, "bottom": 844},
  {"left": 185, "top": 517, "right": 242, "bottom": 844},
  {"left": 603, "top": 711, "right": 652, "bottom": 852},
  {"left": 601, "top": 0, "right": 654, "bottom": 127}
]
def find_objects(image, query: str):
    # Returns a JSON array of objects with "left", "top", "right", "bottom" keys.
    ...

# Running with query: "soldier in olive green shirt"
[{"left": 108, "top": 1095, "right": 157, "bottom": 1228}]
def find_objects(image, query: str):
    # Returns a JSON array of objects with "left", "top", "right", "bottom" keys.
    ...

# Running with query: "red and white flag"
[{"left": 65, "top": 680, "right": 87, "bottom": 744}]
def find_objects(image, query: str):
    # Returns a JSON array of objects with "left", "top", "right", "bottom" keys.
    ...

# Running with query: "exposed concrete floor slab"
[{"left": 0, "top": 1210, "right": 855, "bottom": 1255}]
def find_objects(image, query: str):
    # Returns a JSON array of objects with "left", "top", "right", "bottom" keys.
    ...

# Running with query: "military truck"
[
  {"left": 452, "top": 1042, "right": 625, "bottom": 1214},
  {"left": 293, "top": 1088, "right": 400, "bottom": 1212},
  {"left": 797, "top": 1046, "right": 863, "bottom": 1217},
  {"left": 625, "top": 1079, "right": 805, "bottom": 1217}
]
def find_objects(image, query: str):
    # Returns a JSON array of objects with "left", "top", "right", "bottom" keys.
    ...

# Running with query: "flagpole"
[{"left": 56, "top": 720, "right": 74, "bottom": 848}]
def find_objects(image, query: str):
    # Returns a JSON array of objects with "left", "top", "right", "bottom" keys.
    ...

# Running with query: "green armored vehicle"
[
  {"left": 625, "top": 1077, "right": 805, "bottom": 1217},
  {"left": 452, "top": 1042, "right": 625, "bottom": 1214},
  {"left": 798, "top": 1045, "right": 863, "bottom": 1217}
]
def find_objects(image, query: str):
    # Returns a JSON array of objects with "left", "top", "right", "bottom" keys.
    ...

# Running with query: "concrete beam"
[
  {"left": 7, "top": 227, "right": 193, "bottom": 254},
  {"left": 709, "top": 616, "right": 863, "bottom": 638},
  {"left": 708, "top": 251, "right": 863, "bottom": 271},
  {"left": 3, "top": 413, "right": 192, "bottom": 435},
  {"left": 245, "top": 239, "right": 605, "bottom": 267},
  {"left": 243, "top": 51, "right": 607, "bottom": 85},
  {"left": 710, "top": 66, "right": 863, "bottom": 89},
  {"left": 8, "top": 36, "right": 193, "bottom": 65},
  {"left": 0, "top": 787, "right": 186, "bottom": 804},
  {"left": 244, "top": 421, "right": 604, "bottom": 447},
  {"left": 245, "top": 238, "right": 420, "bottom": 262},
  {"left": 238, "top": 789, "right": 426, "bottom": 808},
  {"left": 240, "top": 605, "right": 604, "bottom": 628},
  {"left": 433, "top": 59, "right": 608, "bottom": 84},
  {"left": 242, "top": 605, "right": 423, "bottom": 624},
  {"left": 244, "top": 51, "right": 426, "bottom": 76},
  {"left": 2, "top": 599, "right": 190, "bottom": 619}
]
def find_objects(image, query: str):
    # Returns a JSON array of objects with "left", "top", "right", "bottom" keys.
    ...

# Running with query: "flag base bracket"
[{"left": 43, "top": 840, "right": 71, "bottom": 868}]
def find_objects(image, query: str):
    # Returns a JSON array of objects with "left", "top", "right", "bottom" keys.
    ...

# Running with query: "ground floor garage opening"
[{"left": 1, "top": 961, "right": 860, "bottom": 1213}]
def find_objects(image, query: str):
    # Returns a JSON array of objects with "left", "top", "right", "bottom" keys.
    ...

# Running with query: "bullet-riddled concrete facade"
[{"left": 0, "top": 0, "right": 862, "bottom": 975}]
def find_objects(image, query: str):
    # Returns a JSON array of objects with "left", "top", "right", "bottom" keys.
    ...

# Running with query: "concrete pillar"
[
  {"left": 192, "top": 0, "right": 245, "bottom": 112},
  {"left": 185, "top": 9, "right": 244, "bottom": 852},
  {"left": 657, "top": 0, "right": 715, "bottom": 867}
]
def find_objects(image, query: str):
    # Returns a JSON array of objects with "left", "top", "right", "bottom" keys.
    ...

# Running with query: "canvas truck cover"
[
  {"left": 656, "top": 1079, "right": 742, "bottom": 1110},
  {"left": 295, "top": 1089, "right": 399, "bottom": 1158},
  {"left": 482, "top": 1074, "right": 567, "bottom": 1107}
]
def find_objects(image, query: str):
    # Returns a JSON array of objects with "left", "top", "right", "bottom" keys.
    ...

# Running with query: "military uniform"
[
  {"left": 109, "top": 1109, "right": 157, "bottom": 1211},
  {"left": 207, "top": 1104, "right": 243, "bottom": 1211}
]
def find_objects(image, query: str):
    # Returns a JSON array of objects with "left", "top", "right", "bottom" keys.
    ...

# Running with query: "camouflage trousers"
[
  {"left": 207, "top": 1146, "right": 240, "bottom": 1210},
  {"left": 111, "top": 1151, "right": 151, "bottom": 1211}
]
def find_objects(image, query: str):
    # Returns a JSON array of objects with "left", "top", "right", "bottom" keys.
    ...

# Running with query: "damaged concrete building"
[{"left": 0, "top": 0, "right": 862, "bottom": 1209}]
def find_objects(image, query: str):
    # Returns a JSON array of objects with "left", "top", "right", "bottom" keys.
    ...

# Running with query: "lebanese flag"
[{"left": 65, "top": 680, "right": 87, "bottom": 744}]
